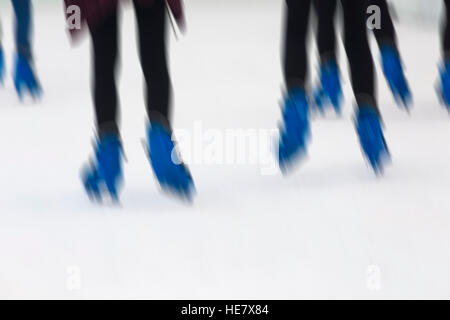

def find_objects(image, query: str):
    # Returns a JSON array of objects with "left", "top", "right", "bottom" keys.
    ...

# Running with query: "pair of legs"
[
  {"left": 90, "top": 0, "right": 171, "bottom": 136},
  {"left": 283, "top": 0, "right": 377, "bottom": 109},
  {"left": 84, "top": 0, "right": 194, "bottom": 202},
  {"left": 316, "top": 0, "right": 397, "bottom": 58},
  {"left": 313, "top": 0, "right": 377, "bottom": 109},
  {"left": 315, "top": 0, "right": 411, "bottom": 109},
  {"left": 280, "top": 0, "right": 388, "bottom": 174}
]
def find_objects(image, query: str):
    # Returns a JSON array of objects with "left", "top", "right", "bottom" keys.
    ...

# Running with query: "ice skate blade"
[
  {"left": 158, "top": 182, "right": 196, "bottom": 204},
  {"left": 367, "top": 153, "right": 392, "bottom": 177},
  {"left": 279, "top": 151, "right": 309, "bottom": 176}
]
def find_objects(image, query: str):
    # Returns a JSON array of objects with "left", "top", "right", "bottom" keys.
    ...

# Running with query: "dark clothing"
[
  {"left": 314, "top": 0, "right": 337, "bottom": 64},
  {"left": 283, "top": 0, "right": 312, "bottom": 90},
  {"left": 64, "top": 0, "right": 184, "bottom": 40},
  {"left": 315, "top": 0, "right": 376, "bottom": 108},
  {"left": 369, "top": 0, "right": 398, "bottom": 50},
  {"left": 283, "top": 0, "right": 377, "bottom": 108},
  {"left": 90, "top": 0, "right": 171, "bottom": 135},
  {"left": 315, "top": 0, "right": 397, "bottom": 63},
  {"left": 444, "top": 0, "right": 450, "bottom": 59},
  {"left": 12, "top": 0, "right": 33, "bottom": 60}
]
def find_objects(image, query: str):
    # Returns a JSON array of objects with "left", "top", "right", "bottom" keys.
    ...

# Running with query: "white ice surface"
[{"left": 0, "top": 1, "right": 450, "bottom": 299}]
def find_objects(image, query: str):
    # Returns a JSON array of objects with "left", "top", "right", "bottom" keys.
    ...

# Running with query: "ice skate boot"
[
  {"left": 438, "top": 61, "right": 450, "bottom": 111},
  {"left": 355, "top": 106, "right": 391, "bottom": 175},
  {"left": 13, "top": 53, "right": 41, "bottom": 100},
  {"left": 380, "top": 45, "right": 412, "bottom": 110},
  {"left": 81, "top": 134, "right": 123, "bottom": 203},
  {"left": 278, "top": 88, "right": 311, "bottom": 174},
  {"left": 313, "top": 60, "right": 343, "bottom": 115},
  {"left": 146, "top": 122, "right": 195, "bottom": 201}
]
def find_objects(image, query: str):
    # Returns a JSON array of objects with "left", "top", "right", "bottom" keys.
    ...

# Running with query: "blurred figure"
[
  {"left": 439, "top": 0, "right": 450, "bottom": 110},
  {"left": 64, "top": 0, "right": 194, "bottom": 202},
  {"left": 0, "top": 0, "right": 41, "bottom": 99},
  {"left": 278, "top": 0, "right": 312, "bottom": 173},
  {"left": 278, "top": 0, "right": 390, "bottom": 174},
  {"left": 314, "top": 0, "right": 411, "bottom": 114}
]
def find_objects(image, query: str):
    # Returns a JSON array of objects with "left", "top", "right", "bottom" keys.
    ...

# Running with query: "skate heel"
[{"left": 82, "top": 168, "right": 101, "bottom": 202}]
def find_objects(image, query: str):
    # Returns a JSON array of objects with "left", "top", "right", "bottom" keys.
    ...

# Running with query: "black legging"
[
  {"left": 283, "top": 0, "right": 312, "bottom": 90},
  {"left": 443, "top": 0, "right": 450, "bottom": 59},
  {"left": 369, "top": 0, "right": 397, "bottom": 50},
  {"left": 315, "top": 0, "right": 397, "bottom": 62},
  {"left": 90, "top": 0, "right": 171, "bottom": 135},
  {"left": 284, "top": 0, "right": 376, "bottom": 108}
]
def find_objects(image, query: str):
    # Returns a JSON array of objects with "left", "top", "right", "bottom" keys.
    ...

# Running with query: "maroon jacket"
[{"left": 64, "top": 0, "right": 184, "bottom": 40}]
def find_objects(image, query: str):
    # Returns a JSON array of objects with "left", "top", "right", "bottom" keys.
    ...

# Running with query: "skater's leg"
[
  {"left": 439, "top": 0, "right": 450, "bottom": 109},
  {"left": 278, "top": 0, "right": 312, "bottom": 173},
  {"left": 11, "top": 0, "right": 41, "bottom": 99},
  {"left": 283, "top": 0, "right": 312, "bottom": 90},
  {"left": 313, "top": 0, "right": 342, "bottom": 113},
  {"left": 82, "top": 5, "right": 123, "bottom": 202},
  {"left": 12, "top": 0, "right": 32, "bottom": 60},
  {"left": 341, "top": 0, "right": 377, "bottom": 110},
  {"left": 89, "top": 5, "right": 120, "bottom": 136},
  {"left": 341, "top": 0, "right": 390, "bottom": 173},
  {"left": 314, "top": 0, "right": 338, "bottom": 64},
  {"left": 443, "top": 0, "right": 450, "bottom": 60},
  {"left": 133, "top": 0, "right": 172, "bottom": 129},
  {"left": 369, "top": 0, "right": 411, "bottom": 108},
  {"left": 368, "top": 0, "right": 397, "bottom": 49},
  {"left": 134, "top": 0, "right": 194, "bottom": 200}
]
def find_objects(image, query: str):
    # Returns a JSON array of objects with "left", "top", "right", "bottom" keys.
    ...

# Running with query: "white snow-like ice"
[{"left": 0, "top": 1, "right": 449, "bottom": 299}]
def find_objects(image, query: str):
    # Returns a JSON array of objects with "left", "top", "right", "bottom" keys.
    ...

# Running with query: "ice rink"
[{"left": 0, "top": 0, "right": 450, "bottom": 299}]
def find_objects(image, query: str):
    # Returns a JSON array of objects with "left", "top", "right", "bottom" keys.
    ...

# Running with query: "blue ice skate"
[
  {"left": 380, "top": 45, "right": 411, "bottom": 110},
  {"left": 13, "top": 53, "right": 41, "bottom": 100},
  {"left": 0, "top": 46, "right": 5, "bottom": 85},
  {"left": 439, "top": 61, "right": 450, "bottom": 111},
  {"left": 81, "top": 134, "right": 123, "bottom": 203},
  {"left": 313, "top": 60, "right": 342, "bottom": 115},
  {"left": 355, "top": 106, "right": 391, "bottom": 175},
  {"left": 146, "top": 123, "right": 195, "bottom": 201},
  {"left": 278, "top": 88, "right": 311, "bottom": 173}
]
